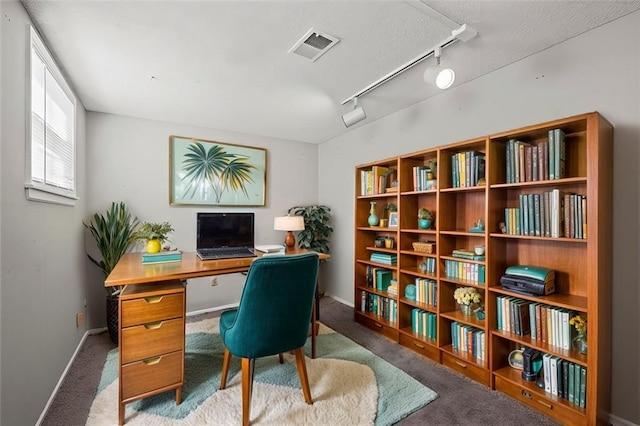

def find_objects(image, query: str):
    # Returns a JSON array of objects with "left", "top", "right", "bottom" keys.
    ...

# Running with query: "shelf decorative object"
[
  {"left": 454, "top": 287, "right": 481, "bottom": 316},
  {"left": 570, "top": 314, "right": 588, "bottom": 355},
  {"left": 417, "top": 208, "right": 433, "bottom": 229},
  {"left": 368, "top": 201, "right": 380, "bottom": 226}
]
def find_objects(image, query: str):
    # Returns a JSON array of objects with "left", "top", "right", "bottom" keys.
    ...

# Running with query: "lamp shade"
[{"left": 274, "top": 215, "right": 305, "bottom": 231}]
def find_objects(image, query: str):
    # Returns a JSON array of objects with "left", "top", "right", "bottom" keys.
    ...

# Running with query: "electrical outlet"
[
  {"left": 211, "top": 277, "right": 218, "bottom": 286},
  {"left": 76, "top": 312, "right": 84, "bottom": 327}
]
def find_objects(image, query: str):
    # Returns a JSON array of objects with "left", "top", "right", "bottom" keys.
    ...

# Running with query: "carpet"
[{"left": 87, "top": 317, "right": 438, "bottom": 425}]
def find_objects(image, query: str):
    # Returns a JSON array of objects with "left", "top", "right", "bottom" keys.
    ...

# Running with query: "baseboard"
[
  {"left": 325, "top": 293, "right": 354, "bottom": 307},
  {"left": 186, "top": 303, "right": 239, "bottom": 317},
  {"left": 36, "top": 329, "right": 92, "bottom": 426},
  {"left": 609, "top": 413, "right": 639, "bottom": 426}
]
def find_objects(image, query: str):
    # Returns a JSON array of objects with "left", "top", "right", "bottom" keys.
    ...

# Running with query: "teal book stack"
[{"left": 142, "top": 250, "right": 182, "bottom": 264}]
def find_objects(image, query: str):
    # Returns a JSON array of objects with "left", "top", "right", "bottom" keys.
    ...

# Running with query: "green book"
[
  {"left": 579, "top": 366, "right": 587, "bottom": 408},
  {"left": 568, "top": 362, "right": 575, "bottom": 404},
  {"left": 574, "top": 363, "right": 582, "bottom": 406}
]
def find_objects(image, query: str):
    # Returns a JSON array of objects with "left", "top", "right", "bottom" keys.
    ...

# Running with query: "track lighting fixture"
[
  {"left": 423, "top": 46, "right": 455, "bottom": 89},
  {"left": 342, "top": 97, "right": 366, "bottom": 128}
]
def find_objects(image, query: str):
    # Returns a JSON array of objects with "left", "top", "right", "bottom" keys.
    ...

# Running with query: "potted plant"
[
  {"left": 288, "top": 205, "right": 333, "bottom": 254},
  {"left": 84, "top": 202, "right": 139, "bottom": 344},
  {"left": 384, "top": 203, "right": 398, "bottom": 217},
  {"left": 453, "top": 286, "right": 482, "bottom": 316},
  {"left": 136, "top": 221, "right": 175, "bottom": 253},
  {"left": 418, "top": 208, "right": 434, "bottom": 229}
]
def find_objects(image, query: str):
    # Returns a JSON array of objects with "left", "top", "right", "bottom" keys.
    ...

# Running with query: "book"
[
  {"left": 142, "top": 250, "right": 182, "bottom": 263},
  {"left": 555, "top": 128, "right": 566, "bottom": 179},
  {"left": 550, "top": 356, "right": 558, "bottom": 396},
  {"left": 543, "top": 354, "right": 552, "bottom": 393},
  {"left": 579, "top": 366, "right": 587, "bottom": 408},
  {"left": 568, "top": 362, "right": 576, "bottom": 404},
  {"left": 254, "top": 244, "right": 285, "bottom": 253}
]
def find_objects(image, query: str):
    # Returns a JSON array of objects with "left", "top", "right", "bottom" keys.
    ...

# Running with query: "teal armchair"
[{"left": 219, "top": 252, "right": 319, "bottom": 426}]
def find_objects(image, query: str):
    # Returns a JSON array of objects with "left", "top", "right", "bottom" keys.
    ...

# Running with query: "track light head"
[
  {"left": 342, "top": 97, "right": 366, "bottom": 127},
  {"left": 423, "top": 46, "right": 455, "bottom": 90}
]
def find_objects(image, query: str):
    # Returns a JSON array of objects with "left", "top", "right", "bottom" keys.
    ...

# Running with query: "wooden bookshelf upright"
[{"left": 354, "top": 112, "right": 612, "bottom": 425}]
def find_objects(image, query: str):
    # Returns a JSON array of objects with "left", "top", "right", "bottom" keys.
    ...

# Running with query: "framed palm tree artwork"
[{"left": 169, "top": 136, "right": 267, "bottom": 206}]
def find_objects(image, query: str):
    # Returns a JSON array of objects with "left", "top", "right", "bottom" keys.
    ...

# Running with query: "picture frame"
[
  {"left": 169, "top": 136, "right": 267, "bottom": 206},
  {"left": 388, "top": 212, "right": 399, "bottom": 228}
]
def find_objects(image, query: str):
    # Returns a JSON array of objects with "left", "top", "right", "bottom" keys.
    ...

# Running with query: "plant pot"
[
  {"left": 418, "top": 219, "right": 431, "bottom": 229},
  {"left": 460, "top": 304, "right": 473, "bottom": 316},
  {"left": 106, "top": 295, "right": 119, "bottom": 344},
  {"left": 146, "top": 238, "right": 162, "bottom": 253}
]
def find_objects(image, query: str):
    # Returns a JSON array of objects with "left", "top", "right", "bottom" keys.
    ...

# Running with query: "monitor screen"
[{"left": 196, "top": 212, "right": 255, "bottom": 249}]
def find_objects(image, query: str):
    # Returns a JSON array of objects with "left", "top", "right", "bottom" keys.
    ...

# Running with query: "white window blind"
[{"left": 26, "top": 26, "right": 77, "bottom": 205}]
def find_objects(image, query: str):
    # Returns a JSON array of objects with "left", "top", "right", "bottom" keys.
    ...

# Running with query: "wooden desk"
[{"left": 106, "top": 248, "right": 327, "bottom": 425}]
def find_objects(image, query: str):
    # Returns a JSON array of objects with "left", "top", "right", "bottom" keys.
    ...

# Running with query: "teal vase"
[
  {"left": 418, "top": 219, "right": 431, "bottom": 229},
  {"left": 368, "top": 202, "right": 379, "bottom": 227}
]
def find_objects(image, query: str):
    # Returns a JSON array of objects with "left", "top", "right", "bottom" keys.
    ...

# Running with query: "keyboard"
[{"left": 197, "top": 247, "right": 256, "bottom": 260}]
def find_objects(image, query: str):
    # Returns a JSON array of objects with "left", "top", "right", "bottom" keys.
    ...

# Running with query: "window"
[{"left": 26, "top": 26, "right": 77, "bottom": 206}]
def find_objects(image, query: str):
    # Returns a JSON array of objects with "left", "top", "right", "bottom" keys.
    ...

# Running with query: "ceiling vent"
[{"left": 288, "top": 28, "right": 340, "bottom": 62}]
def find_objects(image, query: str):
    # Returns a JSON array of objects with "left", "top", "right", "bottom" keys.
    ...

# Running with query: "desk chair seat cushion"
[{"left": 219, "top": 253, "right": 319, "bottom": 359}]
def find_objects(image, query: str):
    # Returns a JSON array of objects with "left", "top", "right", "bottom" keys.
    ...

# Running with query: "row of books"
[
  {"left": 418, "top": 257, "right": 436, "bottom": 274},
  {"left": 505, "top": 128, "right": 566, "bottom": 184},
  {"left": 451, "top": 150, "right": 485, "bottom": 188},
  {"left": 451, "top": 322, "right": 485, "bottom": 362},
  {"left": 503, "top": 190, "right": 587, "bottom": 239},
  {"left": 497, "top": 296, "right": 578, "bottom": 351},
  {"left": 542, "top": 354, "right": 587, "bottom": 408},
  {"left": 360, "top": 166, "right": 396, "bottom": 195},
  {"left": 370, "top": 252, "right": 397, "bottom": 265},
  {"left": 412, "top": 308, "right": 437, "bottom": 340},
  {"left": 359, "top": 291, "right": 397, "bottom": 323},
  {"left": 141, "top": 250, "right": 182, "bottom": 264},
  {"left": 413, "top": 278, "right": 437, "bottom": 307},
  {"left": 451, "top": 249, "right": 485, "bottom": 261},
  {"left": 443, "top": 260, "right": 486, "bottom": 284},
  {"left": 365, "top": 266, "right": 393, "bottom": 291},
  {"left": 411, "top": 165, "right": 437, "bottom": 191}
]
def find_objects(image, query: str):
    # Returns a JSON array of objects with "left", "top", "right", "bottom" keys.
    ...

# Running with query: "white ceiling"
[{"left": 21, "top": 1, "right": 640, "bottom": 144}]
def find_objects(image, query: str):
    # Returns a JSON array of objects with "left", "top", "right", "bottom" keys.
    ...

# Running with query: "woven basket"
[{"left": 412, "top": 242, "right": 435, "bottom": 254}]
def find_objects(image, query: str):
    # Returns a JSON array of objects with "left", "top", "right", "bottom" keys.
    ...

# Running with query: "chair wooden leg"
[
  {"left": 278, "top": 353, "right": 284, "bottom": 364},
  {"left": 241, "top": 357, "right": 255, "bottom": 426},
  {"left": 293, "top": 347, "right": 313, "bottom": 404},
  {"left": 220, "top": 348, "right": 232, "bottom": 390}
]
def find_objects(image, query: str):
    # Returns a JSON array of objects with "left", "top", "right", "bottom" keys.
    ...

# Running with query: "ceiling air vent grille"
[{"left": 289, "top": 28, "right": 340, "bottom": 62}]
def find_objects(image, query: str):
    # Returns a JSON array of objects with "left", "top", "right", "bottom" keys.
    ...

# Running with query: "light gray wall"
[
  {"left": 1, "top": 1, "right": 89, "bottom": 425},
  {"left": 318, "top": 10, "right": 639, "bottom": 424},
  {"left": 85, "top": 112, "right": 319, "bottom": 321}
]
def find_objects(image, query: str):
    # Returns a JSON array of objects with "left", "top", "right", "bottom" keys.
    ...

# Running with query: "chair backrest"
[{"left": 223, "top": 252, "right": 319, "bottom": 358}]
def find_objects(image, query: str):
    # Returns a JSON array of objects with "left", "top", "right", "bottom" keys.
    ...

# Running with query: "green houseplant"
[
  {"left": 135, "top": 221, "right": 174, "bottom": 253},
  {"left": 288, "top": 205, "right": 333, "bottom": 254},
  {"left": 418, "top": 208, "right": 434, "bottom": 229},
  {"left": 84, "top": 202, "right": 139, "bottom": 343}
]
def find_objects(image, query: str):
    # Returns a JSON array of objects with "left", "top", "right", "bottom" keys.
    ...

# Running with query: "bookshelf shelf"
[{"left": 353, "top": 112, "right": 611, "bottom": 425}]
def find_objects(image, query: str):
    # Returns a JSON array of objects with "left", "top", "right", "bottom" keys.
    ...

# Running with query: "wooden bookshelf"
[{"left": 354, "top": 112, "right": 612, "bottom": 425}]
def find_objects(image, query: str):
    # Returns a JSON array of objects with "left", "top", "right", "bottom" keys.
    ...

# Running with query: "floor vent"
[{"left": 288, "top": 28, "right": 340, "bottom": 62}]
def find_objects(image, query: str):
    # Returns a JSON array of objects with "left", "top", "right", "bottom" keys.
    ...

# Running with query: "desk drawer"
[
  {"left": 121, "top": 350, "right": 183, "bottom": 401},
  {"left": 121, "top": 293, "right": 184, "bottom": 327},
  {"left": 121, "top": 318, "right": 184, "bottom": 364}
]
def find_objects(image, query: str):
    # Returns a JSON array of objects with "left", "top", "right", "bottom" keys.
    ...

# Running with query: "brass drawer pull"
[
  {"left": 414, "top": 342, "right": 425, "bottom": 349},
  {"left": 455, "top": 361, "right": 467, "bottom": 368},
  {"left": 521, "top": 390, "right": 532, "bottom": 399},
  {"left": 374, "top": 323, "right": 383, "bottom": 328},
  {"left": 537, "top": 400, "right": 553, "bottom": 409},
  {"left": 144, "top": 296, "right": 164, "bottom": 304},
  {"left": 144, "top": 321, "right": 163, "bottom": 330},
  {"left": 143, "top": 357, "right": 161, "bottom": 366}
]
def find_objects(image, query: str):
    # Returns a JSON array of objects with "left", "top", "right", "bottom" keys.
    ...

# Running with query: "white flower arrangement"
[{"left": 453, "top": 286, "right": 481, "bottom": 306}]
